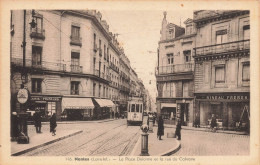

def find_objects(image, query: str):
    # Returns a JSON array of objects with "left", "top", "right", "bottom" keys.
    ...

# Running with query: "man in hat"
[
  {"left": 175, "top": 118, "right": 182, "bottom": 140},
  {"left": 33, "top": 109, "right": 42, "bottom": 133}
]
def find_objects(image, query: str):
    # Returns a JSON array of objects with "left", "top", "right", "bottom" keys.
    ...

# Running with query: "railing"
[
  {"left": 155, "top": 63, "right": 193, "bottom": 75},
  {"left": 30, "top": 28, "right": 45, "bottom": 40},
  {"left": 11, "top": 57, "right": 66, "bottom": 71},
  {"left": 194, "top": 40, "right": 250, "bottom": 56},
  {"left": 70, "top": 36, "right": 82, "bottom": 46},
  {"left": 70, "top": 65, "right": 83, "bottom": 73}
]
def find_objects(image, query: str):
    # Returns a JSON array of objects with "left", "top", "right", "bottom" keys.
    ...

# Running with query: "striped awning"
[
  {"left": 62, "top": 98, "right": 94, "bottom": 110},
  {"left": 95, "top": 99, "right": 115, "bottom": 107}
]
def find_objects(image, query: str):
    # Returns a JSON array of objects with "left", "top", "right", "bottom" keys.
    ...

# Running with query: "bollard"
[{"left": 140, "top": 124, "right": 149, "bottom": 156}]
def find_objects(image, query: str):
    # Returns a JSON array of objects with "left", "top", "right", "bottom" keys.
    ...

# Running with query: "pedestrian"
[
  {"left": 115, "top": 112, "right": 119, "bottom": 119},
  {"left": 33, "top": 110, "right": 42, "bottom": 133},
  {"left": 210, "top": 114, "right": 217, "bottom": 132},
  {"left": 157, "top": 115, "right": 164, "bottom": 140},
  {"left": 175, "top": 119, "right": 182, "bottom": 140},
  {"left": 194, "top": 113, "right": 200, "bottom": 128},
  {"left": 152, "top": 113, "right": 156, "bottom": 126},
  {"left": 11, "top": 112, "right": 19, "bottom": 141},
  {"left": 50, "top": 113, "right": 57, "bottom": 136}
]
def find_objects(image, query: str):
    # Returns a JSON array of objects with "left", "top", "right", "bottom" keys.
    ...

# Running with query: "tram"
[{"left": 127, "top": 96, "right": 144, "bottom": 126}]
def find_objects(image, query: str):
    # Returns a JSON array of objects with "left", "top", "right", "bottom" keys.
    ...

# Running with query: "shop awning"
[
  {"left": 62, "top": 98, "right": 94, "bottom": 110},
  {"left": 95, "top": 99, "right": 115, "bottom": 107},
  {"left": 161, "top": 103, "right": 176, "bottom": 108}
]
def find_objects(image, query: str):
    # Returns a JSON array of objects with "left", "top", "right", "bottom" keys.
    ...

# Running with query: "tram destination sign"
[{"left": 196, "top": 94, "right": 249, "bottom": 100}]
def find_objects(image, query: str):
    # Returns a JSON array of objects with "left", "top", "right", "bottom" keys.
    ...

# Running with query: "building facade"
[
  {"left": 10, "top": 10, "right": 140, "bottom": 121},
  {"left": 156, "top": 12, "right": 195, "bottom": 126},
  {"left": 193, "top": 10, "right": 250, "bottom": 130}
]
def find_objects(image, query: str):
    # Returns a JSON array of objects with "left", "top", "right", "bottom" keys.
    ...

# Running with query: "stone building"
[
  {"left": 10, "top": 10, "right": 137, "bottom": 121},
  {"left": 193, "top": 10, "right": 250, "bottom": 130},
  {"left": 156, "top": 12, "right": 196, "bottom": 126}
]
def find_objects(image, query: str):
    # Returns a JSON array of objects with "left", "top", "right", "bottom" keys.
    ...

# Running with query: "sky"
[{"left": 100, "top": 10, "right": 194, "bottom": 103}]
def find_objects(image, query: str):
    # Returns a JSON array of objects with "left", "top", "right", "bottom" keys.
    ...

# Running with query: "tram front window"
[
  {"left": 136, "top": 104, "right": 140, "bottom": 112},
  {"left": 140, "top": 104, "right": 143, "bottom": 112},
  {"left": 131, "top": 104, "right": 135, "bottom": 112}
]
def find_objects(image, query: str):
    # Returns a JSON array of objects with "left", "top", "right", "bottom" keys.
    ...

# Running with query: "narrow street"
[
  {"left": 173, "top": 129, "right": 249, "bottom": 156},
  {"left": 22, "top": 119, "right": 141, "bottom": 156}
]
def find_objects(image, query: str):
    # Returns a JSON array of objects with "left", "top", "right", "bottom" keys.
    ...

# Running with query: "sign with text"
[
  {"left": 196, "top": 94, "right": 250, "bottom": 100},
  {"left": 31, "top": 96, "right": 61, "bottom": 102},
  {"left": 17, "top": 89, "right": 29, "bottom": 104}
]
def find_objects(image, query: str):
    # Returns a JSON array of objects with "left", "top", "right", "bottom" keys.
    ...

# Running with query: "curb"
[
  {"left": 35, "top": 119, "right": 116, "bottom": 125},
  {"left": 12, "top": 130, "right": 83, "bottom": 156},
  {"left": 129, "top": 136, "right": 142, "bottom": 156},
  {"left": 160, "top": 140, "right": 181, "bottom": 156}
]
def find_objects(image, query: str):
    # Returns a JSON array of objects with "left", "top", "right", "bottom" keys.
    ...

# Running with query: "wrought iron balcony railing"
[
  {"left": 70, "top": 36, "right": 82, "bottom": 46},
  {"left": 70, "top": 65, "right": 83, "bottom": 73},
  {"left": 11, "top": 57, "right": 66, "bottom": 71},
  {"left": 30, "top": 28, "right": 45, "bottom": 40},
  {"left": 193, "top": 39, "right": 250, "bottom": 56},
  {"left": 155, "top": 63, "right": 193, "bottom": 75}
]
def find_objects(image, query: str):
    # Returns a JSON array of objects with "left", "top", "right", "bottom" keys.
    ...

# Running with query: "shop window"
[
  {"left": 216, "top": 29, "right": 228, "bottom": 44},
  {"left": 140, "top": 104, "right": 143, "bottom": 113},
  {"left": 71, "top": 81, "right": 79, "bottom": 95},
  {"left": 99, "top": 85, "right": 101, "bottom": 97},
  {"left": 242, "top": 62, "right": 250, "bottom": 81},
  {"left": 32, "top": 78, "right": 42, "bottom": 93},
  {"left": 32, "top": 46, "right": 42, "bottom": 66},
  {"left": 47, "top": 102, "right": 56, "bottom": 117},
  {"left": 215, "top": 65, "right": 225, "bottom": 83},
  {"left": 183, "top": 50, "right": 191, "bottom": 62},
  {"left": 71, "top": 26, "right": 80, "bottom": 39}
]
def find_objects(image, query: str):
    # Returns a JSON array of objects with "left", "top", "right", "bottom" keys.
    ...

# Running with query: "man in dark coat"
[
  {"left": 157, "top": 115, "right": 164, "bottom": 140},
  {"left": 33, "top": 110, "right": 42, "bottom": 133},
  {"left": 210, "top": 114, "right": 217, "bottom": 132},
  {"left": 50, "top": 113, "right": 57, "bottom": 136},
  {"left": 175, "top": 119, "right": 182, "bottom": 140}
]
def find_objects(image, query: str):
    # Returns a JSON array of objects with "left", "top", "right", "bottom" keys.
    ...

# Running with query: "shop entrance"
[
  {"left": 161, "top": 107, "right": 176, "bottom": 120},
  {"left": 66, "top": 109, "right": 83, "bottom": 120},
  {"left": 180, "top": 103, "right": 189, "bottom": 126}
]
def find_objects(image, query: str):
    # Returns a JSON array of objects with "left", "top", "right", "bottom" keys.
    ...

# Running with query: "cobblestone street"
[
  {"left": 173, "top": 129, "right": 250, "bottom": 156},
  {"left": 22, "top": 119, "right": 141, "bottom": 156}
]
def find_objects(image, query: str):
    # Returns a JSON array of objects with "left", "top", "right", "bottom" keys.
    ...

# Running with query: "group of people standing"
[
  {"left": 33, "top": 111, "right": 57, "bottom": 136},
  {"left": 156, "top": 115, "right": 182, "bottom": 141}
]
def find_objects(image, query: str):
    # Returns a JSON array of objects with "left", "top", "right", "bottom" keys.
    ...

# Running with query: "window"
[
  {"left": 243, "top": 25, "right": 250, "bottom": 40},
  {"left": 136, "top": 104, "right": 140, "bottom": 112},
  {"left": 186, "top": 25, "right": 192, "bottom": 35},
  {"left": 47, "top": 102, "right": 56, "bottom": 117},
  {"left": 216, "top": 29, "right": 228, "bottom": 44},
  {"left": 183, "top": 50, "right": 191, "bottom": 62},
  {"left": 32, "top": 46, "right": 42, "bottom": 66},
  {"left": 140, "top": 104, "right": 143, "bottom": 113},
  {"left": 99, "top": 39, "right": 101, "bottom": 50},
  {"left": 71, "top": 81, "right": 79, "bottom": 95},
  {"left": 99, "top": 85, "right": 101, "bottom": 97},
  {"left": 131, "top": 104, "right": 135, "bottom": 112},
  {"left": 215, "top": 65, "right": 225, "bottom": 83},
  {"left": 103, "top": 86, "right": 105, "bottom": 97},
  {"left": 104, "top": 45, "right": 106, "bottom": 59},
  {"left": 93, "top": 33, "right": 96, "bottom": 50},
  {"left": 93, "top": 83, "right": 96, "bottom": 96},
  {"left": 71, "top": 52, "right": 80, "bottom": 66},
  {"left": 183, "top": 82, "right": 189, "bottom": 97},
  {"left": 167, "top": 53, "right": 174, "bottom": 65},
  {"left": 32, "top": 78, "right": 42, "bottom": 93},
  {"left": 71, "top": 26, "right": 80, "bottom": 39},
  {"left": 242, "top": 62, "right": 250, "bottom": 81}
]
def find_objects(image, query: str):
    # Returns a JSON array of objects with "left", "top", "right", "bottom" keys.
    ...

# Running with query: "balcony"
[
  {"left": 70, "top": 65, "right": 83, "bottom": 73},
  {"left": 155, "top": 63, "right": 193, "bottom": 75},
  {"left": 30, "top": 28, "right": 45, "bottom": 40},
  {"left": 70, "top": 36, "right": 82, "bottom": 46},
  {"left": 194, "top": 40, "right": 250, "bottom": 57},
  {"left": 11, "top": 58, "right": 66, "bottom": 72}
]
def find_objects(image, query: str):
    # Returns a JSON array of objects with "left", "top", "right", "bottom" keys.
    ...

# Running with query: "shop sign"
[
  {"left": 197, "top": 94, "right": 249, "bottom": 100},
  {"left": 31, "top": 96, "right": 61, "bottom": 102},
  {"left": 17, "top": 89, "right": 29, "bottom": 104}
]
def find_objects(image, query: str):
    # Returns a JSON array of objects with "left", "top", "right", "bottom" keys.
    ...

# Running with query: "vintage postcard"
[{"left": 0, "top": 0, "right": 259, "bottom": 165}]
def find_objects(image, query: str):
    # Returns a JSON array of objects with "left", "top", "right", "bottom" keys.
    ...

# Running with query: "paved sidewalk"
[
  {"left": 11, "top": 124, "right": 82, "bottom": 156},
  {"left": 130, "top": 127, "right": 181, "bottom": 156},
  {"left": 160, "top": 123, "right": 248, "bottom": 135}
]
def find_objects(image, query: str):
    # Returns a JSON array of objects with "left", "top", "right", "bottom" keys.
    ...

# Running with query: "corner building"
[
  {"left": 193, "top": 10, "right": 250, "bottom": 130},
  {"left": 156, "top": 12, "right": 195, "bottom": 126}
]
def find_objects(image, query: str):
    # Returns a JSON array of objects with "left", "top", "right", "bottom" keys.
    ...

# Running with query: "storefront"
[
  {"left": 92, "top": 98, "right": 115, "bottom": 120},
  {"left": 195, "top": 93, "right": 250, "bottom": 130},
  {"left": 161, "top": 103, "right": 176, "bottom": 120},
  {"left": 28, "top": 95, "right": 62, "bottom": 121},
  {"left": 62, "top": 97, "right": 95, "bottom": 121}
]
